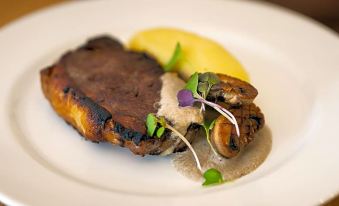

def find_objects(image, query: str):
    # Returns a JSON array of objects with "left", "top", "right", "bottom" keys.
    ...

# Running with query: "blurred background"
[
  {"left": 1, "top": 0, "right": 339, "bottom": 32},
  {"left": 0, "top": 0, "right": 338, "bottom": 205}
]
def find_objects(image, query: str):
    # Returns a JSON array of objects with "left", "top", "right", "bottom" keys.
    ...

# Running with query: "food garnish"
[
  {"left": 177, "top": 72, "right": 240, "bottom": 137},
  {"left": 146, "top": 113, "right": 202, "bottom": 171},
  {"left": 202, "top": 168, "right": 224, "bottom": 186},
  {"left": 164, "top": 42, "right": 182, "bottom": 72},
  {"left": 184, "top": 72, "right": 199, "bottom": 97},
  {"left": 198, "top": 72, "right": 220, "bottom": 98},
  {"left": 202, "top": 119, "right": 218, "bottom": 156},
  {"left": 146, "top": 113, "right": 226, "bottom": 186},
  {"left": 146, "top": 114, "right": 166, "bottom": 138},
  {"left": 146, "top": 113, "right": 157, "bottom": 136},
  {"left": 156, "top": 126, "right": 165, "bottom": 138}
]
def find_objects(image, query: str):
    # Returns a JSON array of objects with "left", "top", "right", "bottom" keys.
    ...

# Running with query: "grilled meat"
[{"left": 40, "top": 36, "right": 201, "bottom": 156}]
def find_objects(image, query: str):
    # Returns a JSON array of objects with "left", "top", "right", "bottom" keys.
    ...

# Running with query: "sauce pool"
[{"left": 172, "top": 126, "right": 272, "bottom": 181}]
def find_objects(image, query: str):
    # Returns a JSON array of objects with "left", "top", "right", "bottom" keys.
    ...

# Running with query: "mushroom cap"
[{"left": 210, "top": 115, "right": 240, "bottom": 158}]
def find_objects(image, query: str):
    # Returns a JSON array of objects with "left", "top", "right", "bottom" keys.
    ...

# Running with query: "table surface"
[{"left": 0, "top": 0, "right": 338, "bottom": 206}]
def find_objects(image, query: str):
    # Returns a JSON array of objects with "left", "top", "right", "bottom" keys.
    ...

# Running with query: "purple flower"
[{"left": 177, "top": 89, "right": 195, "bottom": 107}]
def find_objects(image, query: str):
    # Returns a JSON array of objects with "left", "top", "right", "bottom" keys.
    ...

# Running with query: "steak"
[{"left": 40, "top": 36, "right": 199, "bottom": 155}]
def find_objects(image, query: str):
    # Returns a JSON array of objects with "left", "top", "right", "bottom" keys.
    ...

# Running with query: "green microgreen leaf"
[
  {"left": 198, "top": 73, "right": 209, "bottom": 82},
  {"left": 202, "top": 168, "right": 224, "bottom": 186},
  {"left": 202, "top": 119, "right": 218, "bottom": 155},
  {"left": 199, "top": 72, "right": 220, "bottom": 86},
  {"left": 198, "top": 82, "right": 209, "bottom": 98},
  {"left": 156, "top": 126, "right": 165, "bottom": 138},
  {"left": 202, "top": 125, "right": 211, "bottom": 147},
  {"left": 185, "top": 72, "right": 199, "bottom": 97},
  {"left": 164, "top": 42, "right": 182, "bottom": 72},
  {"left": 208, "top": 119, "right": 216, "bottom": 130},
  {"left": 203, "top": 119, "right": 216, "bottom": 134},
  {"left": 146, "top": 113, "right": 157, "bottom": 136},
  {"left": 148, "top": 115, "right": 203, "bottom": 172}
]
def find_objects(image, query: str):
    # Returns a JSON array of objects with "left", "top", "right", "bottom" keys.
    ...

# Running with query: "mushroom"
[
  {"left": 210, "top": 103, "right": 265, "bottom": 158},
  {"left": 208, "top": 74, "right": 258, "bottom": 105},
  {"left": 210, "top": 115, "right": 240, "bottom": 158}
]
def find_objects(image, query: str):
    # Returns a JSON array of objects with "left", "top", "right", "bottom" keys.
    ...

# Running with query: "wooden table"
[{"left": 0, "top": 0, "right": 338, "bottom": 205}]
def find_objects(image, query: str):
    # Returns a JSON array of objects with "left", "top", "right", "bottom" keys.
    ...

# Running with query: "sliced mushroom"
[
  {"left": 210, "top": 103, "right": 265, "bottom": 158},
  {"left": 211, "top": 115, "right": 240, "bottom": 158},
  {"left": 208, "top": 74, "right": 258, "bottom": 105}
]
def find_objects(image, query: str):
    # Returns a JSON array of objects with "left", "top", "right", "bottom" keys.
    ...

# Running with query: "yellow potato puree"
[{"left": 129, "top": 28, "right": 249, "bottom": 82}]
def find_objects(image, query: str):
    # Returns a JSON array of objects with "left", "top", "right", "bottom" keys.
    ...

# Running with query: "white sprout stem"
[
  {"left": 212, "top": 105, "right": 235, "bottom": 124},
  {"left": 197, "top": 98, "right": 240, "bottom": 137},
  {"left": 206, "top": 131, "right": 220, "bottom": 156},
  {"left": 166, "top": 124, "right": 202, "bottom": 172},
  {"left": 198, "top": 99, "right": 234, "bottom": 124},
  {"left": 211, "top": 104, "right": 240, "bottom": 137},
  {"left": 199, "top": 102, "right": 206, "bottom": 113},
  {"left": 209, "top": 102, "right": 240, "bottom": 137},
  {"left": 219, "top": 107, "right": 240, "bottom": 137}
]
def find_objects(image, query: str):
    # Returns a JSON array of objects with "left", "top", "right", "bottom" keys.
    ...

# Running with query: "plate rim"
[{"left": 0, "top": 0, "right": 339, "bottom": 205}]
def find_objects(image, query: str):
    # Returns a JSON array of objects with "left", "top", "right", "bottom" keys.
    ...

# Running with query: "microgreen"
[
  {"left": 206, "top": 119, "right": 216, "bottom": 131},
  {"left": 198, "top": 72, "right": 220, "bottom": 100},
  {"left": 202, "top": 168, "right": 224, "bottom": 186},
  {"left": 145, "top": 113, "right": 202, "bottom": 172},
  {"left": 202, "top": 119, "right": 218, "bottom": 156},
  {"left": 184, "top": 72, "right": 199, "bottom": 97},
  {"left": 166, "top": 124, "right": 202, "bottom": 171},
  {"left": 164, "top": 42, "right": 182, "bottom": 72},
  {"left": 200, "top": 100, "right": 240, "bottom": 137},
  {"left": 199, "top": 72, "right": 220, "bottom": 85},
  {"left": 146, "top": 113, "right": 157, "bottom": 136},
  {"left": 146, "top": 114, "right": 166, "bottom": 138},
  {"left": 197, "top": 82, "right": 209, "bottom": 98},
  {"left": 177, "top": 89, "right": 195, "bottom": 107},
  {"left": 156, "top": 126, "right": 165, "bottom": 138},
  {"left": 146, "top": 114, "right": 225, "bottom": 187},
  {"left": 177, "top": 72, "right": 240, "bottom": 138}
]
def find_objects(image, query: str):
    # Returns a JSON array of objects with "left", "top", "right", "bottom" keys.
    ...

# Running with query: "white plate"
[{"left": 1, "top": 0, "right": 339, "bottom": 205}]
